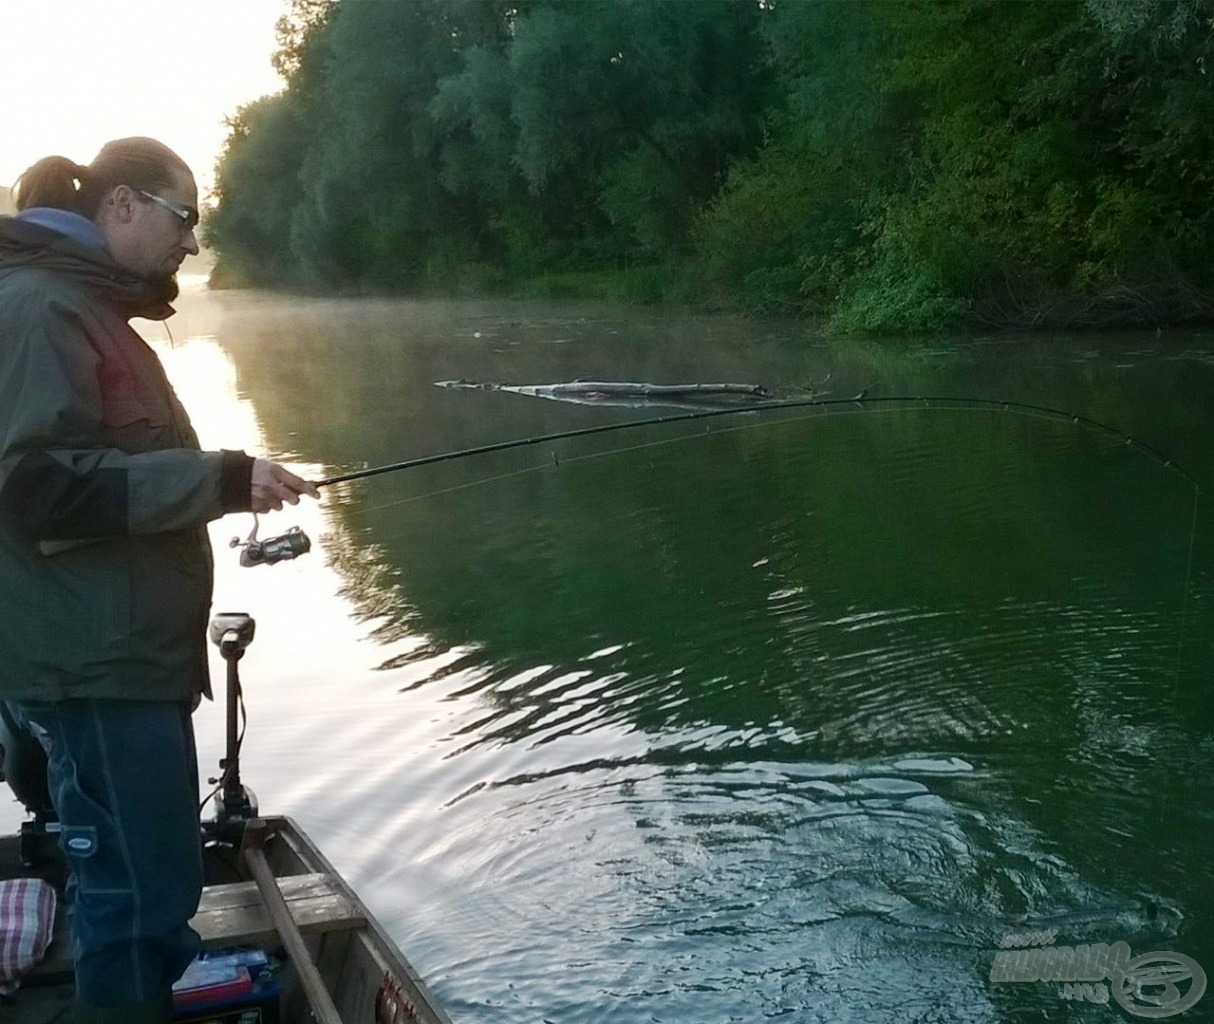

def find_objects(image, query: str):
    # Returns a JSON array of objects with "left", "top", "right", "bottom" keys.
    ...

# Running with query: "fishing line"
[
  {"left": 1174, "top": 488, "right": 1201, "bottom": 693},
  {"left": 339, "top": 399, "right": 1108, "bottom": 516},
  {"left": 343, "top": 408, "right": 824, "bottom": 517},
  {"left": 315, "top": 395, "right": 1201, "bottom": 686},
  {"left": 345, "top": 400, "right": 1055, "bottom": 517},
  {"left": 315, "top": 395, "right": 1202, "bottom": 491}
]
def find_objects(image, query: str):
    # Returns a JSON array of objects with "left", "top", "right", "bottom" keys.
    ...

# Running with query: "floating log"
[
  {"left": 504, "top": 381, "right": 772, "bottom": 398},
  {"left": 436, "top": 380, "right": 772, "bottom": 398}
]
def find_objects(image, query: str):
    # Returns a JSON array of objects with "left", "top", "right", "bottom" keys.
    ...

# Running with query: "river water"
[{"left": 4, "top": 281, "right": 1213, "bottom": 1023}]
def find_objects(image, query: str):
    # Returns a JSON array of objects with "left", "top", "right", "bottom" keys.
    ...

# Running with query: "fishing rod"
[
  {"left": 234, "top": 393, "right": 1200, "bottom": 567},
  {"left": 240, "top": 390, "right": 1204, "bottom": 694},
  {"left": 313, "top": 394, "right": 1201, "bottom": 490}
]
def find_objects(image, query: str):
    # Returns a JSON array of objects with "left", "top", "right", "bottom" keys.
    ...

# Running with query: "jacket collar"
[
  {"left": 0, "top": 215, "right": 176, "bottom": 321},
  {"left": 16, "top": 208, "right": 107, "bottom": 252}
]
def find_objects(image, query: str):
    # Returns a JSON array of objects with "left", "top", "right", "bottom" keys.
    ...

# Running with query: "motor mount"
[{"left": 202, "top": 612, "right": 259, "bottom": 844}]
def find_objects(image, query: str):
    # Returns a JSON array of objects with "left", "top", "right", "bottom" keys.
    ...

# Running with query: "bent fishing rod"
[
  {"left": 232, "top": 393, "right": 1200, "bottom": 567},
  {"left": 313, "top": 394, "right": 1200, "bottom": 489}
]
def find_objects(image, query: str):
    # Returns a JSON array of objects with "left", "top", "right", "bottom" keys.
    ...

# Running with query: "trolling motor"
[
  {"left": 202, "top": 612, "right": 259, "bottom": 844},
  {"left": 1, "top": 612, "right": 269, "bottom": 855},
  {"left": 231, "top": 515, "right": 311, "bottom": 567}
]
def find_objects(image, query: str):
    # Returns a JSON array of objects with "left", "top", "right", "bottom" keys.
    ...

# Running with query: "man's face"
[{"left": 104, "top": 167, "right": 200, "bottom": 285}]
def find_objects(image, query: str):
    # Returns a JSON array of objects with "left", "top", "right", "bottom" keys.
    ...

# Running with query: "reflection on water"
[
  {"left": 323, "top": 408, "right": 1199, "bottom": 1023},
  {"left": 4, "top": 288, "right": 1213, "bottom": 1023}
]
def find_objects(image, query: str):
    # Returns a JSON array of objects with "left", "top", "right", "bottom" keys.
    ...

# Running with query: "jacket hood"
[{"left": 0, "top": 215, "right": 176, "bottom": 321}]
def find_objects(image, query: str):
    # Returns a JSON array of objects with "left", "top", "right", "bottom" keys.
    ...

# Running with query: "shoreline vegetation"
[{"left": 202, "top": 1, "right": 1214, "bottom": 333}]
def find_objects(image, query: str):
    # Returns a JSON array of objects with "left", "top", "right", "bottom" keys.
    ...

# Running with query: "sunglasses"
[{"left": 138, "top": 189, "right": 200, "bottom": 233}]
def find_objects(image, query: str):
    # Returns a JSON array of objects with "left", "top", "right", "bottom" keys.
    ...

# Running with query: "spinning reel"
[{"left": 230, "top": 515, "right": 311, "bottom": 567}]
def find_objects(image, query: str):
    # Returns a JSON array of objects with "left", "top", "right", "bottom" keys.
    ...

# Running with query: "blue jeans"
[{"left": 9, "top": 699, "right": 203, "bottom": 1008}]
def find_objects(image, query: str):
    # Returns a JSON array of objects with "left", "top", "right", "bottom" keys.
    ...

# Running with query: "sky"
[{"left": 0, "top": 1, "right": 289, "bottom": 196}]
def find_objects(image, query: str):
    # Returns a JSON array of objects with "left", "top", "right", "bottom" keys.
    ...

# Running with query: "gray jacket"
[{"left": 0, "top": 215, "right": 254, "bottom": 701}]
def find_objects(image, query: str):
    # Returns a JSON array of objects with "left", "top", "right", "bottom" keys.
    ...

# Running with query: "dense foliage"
[{"left": 207, "top": 0, "right": 1214, "bottom": 331}]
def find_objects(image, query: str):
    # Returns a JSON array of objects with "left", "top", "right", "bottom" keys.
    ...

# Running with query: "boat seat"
[
  {"left": 28, "top": 872, "right": 365, "bottom": 982},
  {"left": 195, "top": 871, "right": 366, "bottom": 947}
]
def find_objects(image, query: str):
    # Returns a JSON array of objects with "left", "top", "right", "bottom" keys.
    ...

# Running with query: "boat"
[{"left": 0, "top": 614, "right": 453, "bottom": 1024}]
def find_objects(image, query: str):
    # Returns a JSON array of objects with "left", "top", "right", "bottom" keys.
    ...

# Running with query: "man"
[{"left": 0, "top": 138, "right": 317, "bottom": 1023}]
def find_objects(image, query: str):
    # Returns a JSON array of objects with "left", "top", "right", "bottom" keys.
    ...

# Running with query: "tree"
[{"left": 207, "top": 0, "right": 1214, "bottom": 330}]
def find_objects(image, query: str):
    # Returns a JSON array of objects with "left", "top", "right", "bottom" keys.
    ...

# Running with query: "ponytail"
[
  {"left": 13, "top": 138, "right": 190, "bottom": 218},
  {"left": 13, "top": 156, "right": 86, "bottom": 212}
]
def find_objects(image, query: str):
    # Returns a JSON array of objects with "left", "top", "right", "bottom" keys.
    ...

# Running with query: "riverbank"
[
  {"left": 203, "top": 3, "right": 1214, "bottom": 341},
  {"left": 206, "top": 255, "right": 1214, "bottom": 335}
]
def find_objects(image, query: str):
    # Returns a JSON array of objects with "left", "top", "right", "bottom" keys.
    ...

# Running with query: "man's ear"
[{"left": 101, "top": 184, "right": 138, "bottom": 225}]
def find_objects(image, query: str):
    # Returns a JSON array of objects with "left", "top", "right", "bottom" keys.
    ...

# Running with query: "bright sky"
[{"left": 0, "top": 1, "right": 289, "bottom": 197}]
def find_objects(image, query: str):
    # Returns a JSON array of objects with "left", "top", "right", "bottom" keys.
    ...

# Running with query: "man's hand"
[{"left": 251, "top": 458, "right": 320, "bottom": 513}]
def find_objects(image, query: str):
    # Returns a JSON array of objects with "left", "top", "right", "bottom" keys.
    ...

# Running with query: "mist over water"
[{"left": 6, "top": 289, "right": 1211, "bottom": 1023}]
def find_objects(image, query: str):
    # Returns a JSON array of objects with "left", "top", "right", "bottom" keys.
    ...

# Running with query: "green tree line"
[{"left": 206, "top": 0, "right": 1214, "bottom": 332}]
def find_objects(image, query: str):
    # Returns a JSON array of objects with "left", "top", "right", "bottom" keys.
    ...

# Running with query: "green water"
[{"left": 17, "top": 289, "right": 1214, "bottom": 1022}]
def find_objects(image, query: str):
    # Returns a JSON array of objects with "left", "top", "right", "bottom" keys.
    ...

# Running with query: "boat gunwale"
[{"left": 0, "top": 814, "right": 453, "bottom": 1024}]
